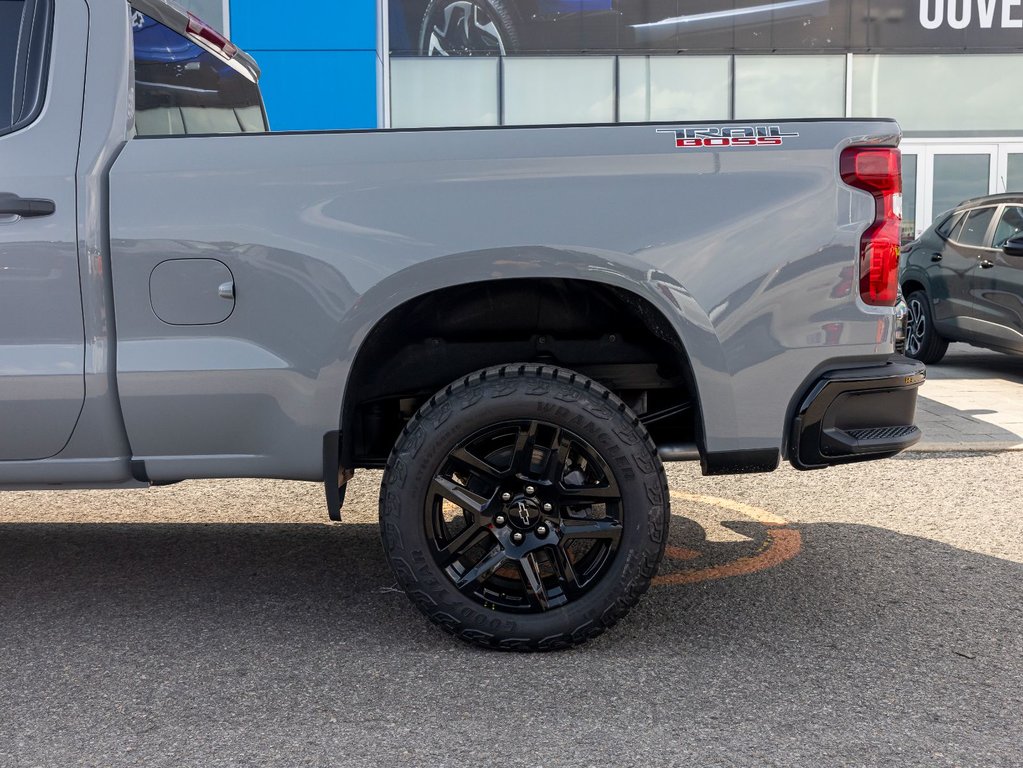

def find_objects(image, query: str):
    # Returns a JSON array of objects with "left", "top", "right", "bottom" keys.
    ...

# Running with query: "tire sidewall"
[{"left": 380, "top": 369, "right": 667, "bottom": 649}]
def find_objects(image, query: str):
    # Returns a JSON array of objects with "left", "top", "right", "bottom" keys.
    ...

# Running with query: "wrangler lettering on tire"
[{"left": 379, "top": 364, "right": 670, "bottom": 651}]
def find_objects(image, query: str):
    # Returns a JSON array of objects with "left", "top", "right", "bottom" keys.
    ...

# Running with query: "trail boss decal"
[{"left": 658, "top": 126, "right": 800, "bottom": 148}]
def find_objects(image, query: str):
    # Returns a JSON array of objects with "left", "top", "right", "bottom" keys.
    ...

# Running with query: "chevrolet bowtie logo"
[{"left": 515, "top": 501, "right": 531, "bottom": 526}]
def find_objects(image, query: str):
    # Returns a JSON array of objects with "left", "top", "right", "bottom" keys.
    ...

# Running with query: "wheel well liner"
[{"left": 339, "top": 277, "right": 702, "bottom": 467}]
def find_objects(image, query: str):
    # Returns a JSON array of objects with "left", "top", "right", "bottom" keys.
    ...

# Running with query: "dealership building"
[{"left": 187, "top": 0, "right": 1022, "bottom": 239}]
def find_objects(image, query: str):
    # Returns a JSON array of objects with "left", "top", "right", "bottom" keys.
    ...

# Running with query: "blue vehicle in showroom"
[{"left": 390, "top": 0, "right": 832, "bottom": 55}]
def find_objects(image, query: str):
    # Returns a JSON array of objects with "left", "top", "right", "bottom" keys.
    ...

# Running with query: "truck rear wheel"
[{"left": 379, "top": 364, "right": 669, "bottom": 650}]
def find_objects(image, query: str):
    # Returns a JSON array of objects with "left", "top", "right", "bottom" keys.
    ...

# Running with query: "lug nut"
[
  {"left": 542, "top": 502, "right": 553, "bottom": 513},
  {"left": 495, "top": 515, "right": 506, "bottom": 526},
  {"left": 525, "top": 485, "right": 535, "bottom": 496},
  {"left": 501, "top": 492, "right": 512, "bottom": 502},
  {"left": 536, "top": 524, "right": 549, "bottom": 537},
  {"left": 511, "top": 532, "right": 524, "bottom": 544}
]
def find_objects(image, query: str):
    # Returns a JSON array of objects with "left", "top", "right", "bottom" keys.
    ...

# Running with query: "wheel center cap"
[{"left": 506, "top": 498, "right": 541, "bottom": 530}]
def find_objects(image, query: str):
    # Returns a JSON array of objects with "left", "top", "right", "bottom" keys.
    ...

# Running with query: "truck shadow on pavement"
[{"left": 0, "top": 520, "right": 1020, "bottom": 764}]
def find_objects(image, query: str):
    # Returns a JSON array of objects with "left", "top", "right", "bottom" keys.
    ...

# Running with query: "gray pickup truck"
[{"left": 1, "top": 0, "right": 923, "bottom": 649}]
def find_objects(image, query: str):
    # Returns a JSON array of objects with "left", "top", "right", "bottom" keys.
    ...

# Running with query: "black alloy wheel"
[
  {"left": 418, "top": 0, "right": 518, "bottom": 56},
  {"left": 380, "top": 365, "right": 670, "bottom": 651},
  {"left": 905, "top": 289, "right": 948, "bottom": 364},
  {"left": 425, "top": 418, "right": 623, "bottom": 613}
]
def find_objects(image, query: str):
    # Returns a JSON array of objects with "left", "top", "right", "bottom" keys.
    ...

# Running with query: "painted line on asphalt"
[{"left": 652, "top": 490, "right": 802, "bottom": 588}]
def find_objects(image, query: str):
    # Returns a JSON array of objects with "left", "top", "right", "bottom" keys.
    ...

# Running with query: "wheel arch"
[
  {"left": 332, "top": 248, "right": 723, "bottom": 472},
  {"left": 901, "top": 276, "right": 927, "bottom": 298}
]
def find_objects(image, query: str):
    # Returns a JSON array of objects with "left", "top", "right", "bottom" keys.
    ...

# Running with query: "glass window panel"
[
  {"left": 993, "top": 207, "right": 1023, "bottom": 249},
  {"left": 957, "top": 207, "right": 996, "bottom": 247},
  {"left": 932, "top": 154, "right": 990, "bottom": 221},
  {"left": 902, "top": 153, "right": 918, "bottom": 243},
  {"left": 390, "top": 58, "right": 499, "bottom": 128},
  {"left": 950, "top": 214, "right": 969, "bottom": 242},
  {"left": 1007, "top": 155, "right": 1023, "bottom": 193},
  {"left": 733, "top": 55, "right": 845, "bottom": 119},
  {"left": 936, "top": 211, "right": 965, "bottom": 240},
  {"left": 132, "top": 10, "right": 264, "bottom": 136},
  {"left": 619, "top": 56, "right": 730, "bottom": 123},
  {"left": 852, "top": 55, "right": 1023, "bottom": 132},
  {"left": 503, "top": 57, "right": 615, "bottom": 126}
]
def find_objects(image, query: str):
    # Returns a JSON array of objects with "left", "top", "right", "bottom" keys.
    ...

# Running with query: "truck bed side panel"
[{"left": 107, "top": 120, "right": 896, "bottom": 480}]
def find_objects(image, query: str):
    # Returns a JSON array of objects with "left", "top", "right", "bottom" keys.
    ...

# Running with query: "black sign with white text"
[{"left": 388, "top": 0, "right": 1023, "bottom": 55}]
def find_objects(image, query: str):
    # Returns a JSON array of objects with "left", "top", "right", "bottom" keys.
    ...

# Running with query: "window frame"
[
  {"left": 935, "top": 211, "right": 965, "bottom": 241},
  {"left": 949, "top": 206, "right": 999, "bottom": 249},
  {"left": 0, "top": 0, "right": 53, "bottom": 139}
]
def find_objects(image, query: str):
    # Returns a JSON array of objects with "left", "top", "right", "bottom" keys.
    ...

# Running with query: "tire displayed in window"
[
  {"left": 379, "top": 364, "right": 670, "bottom": 650},
  {"left": 905, "top": 290, "right": 949, "bottom": 364},
  {"left": 418, "top": 0, "right": 520, "bottom": 55}
]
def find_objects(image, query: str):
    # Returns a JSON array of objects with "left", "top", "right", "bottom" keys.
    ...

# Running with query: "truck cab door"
[{"left": 0, "top": 0, "right": 87, "bottom": 460}]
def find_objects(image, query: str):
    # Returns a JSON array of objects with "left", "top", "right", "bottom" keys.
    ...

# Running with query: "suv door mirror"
[{"left": 1002, "top": 235, "right": 1023, "bottom": 257}]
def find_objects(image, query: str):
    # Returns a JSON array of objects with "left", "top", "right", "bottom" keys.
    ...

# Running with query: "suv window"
[
  {"left": 131, "top": 9, "right": 266, "bottom": 136},
  {"left": 0, "top": 0, "right": 52, "bottom": 136},
  {"left": 935, "top": 211, "right": 965, "bottom": 240},
  {"left": 956, "top": 207, "right": 997, "bottom": 247},
  {"left": 993, "top": 206, "right": 1023, "bottom": 248}
]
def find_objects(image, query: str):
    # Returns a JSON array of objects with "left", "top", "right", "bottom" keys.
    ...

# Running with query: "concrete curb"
[{"left": 908, "top": 441, "right": 1023, "bottom": 453}]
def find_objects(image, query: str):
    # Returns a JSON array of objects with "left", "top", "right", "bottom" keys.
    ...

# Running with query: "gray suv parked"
[{"left": 901, "top": 194, "right": 1023, "bottom": 364}]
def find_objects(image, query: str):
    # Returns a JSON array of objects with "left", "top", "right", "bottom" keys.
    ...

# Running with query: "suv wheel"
[
  {"left": 905, "top": 290, "right": 948, "bottom": 364},
  {"left": 379, "top": 365, "right": 670, "bottom": 650}
]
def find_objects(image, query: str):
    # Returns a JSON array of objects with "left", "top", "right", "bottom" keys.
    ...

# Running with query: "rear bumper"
[{"left": 790, "top": 357, "right": 926, "bottom": 470}]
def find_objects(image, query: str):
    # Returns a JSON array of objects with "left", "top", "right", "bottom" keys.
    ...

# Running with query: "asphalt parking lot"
[{"left": 2, "top": 346, "right": 1022, "bottom": 768}]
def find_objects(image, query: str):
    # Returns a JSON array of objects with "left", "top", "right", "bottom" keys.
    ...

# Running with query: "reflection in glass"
[
  {"left": 390, "top": 58, "right": 500, "bottom": 128},
  {"left": 618, "top": 56, "right": 731, "bottom": 122},
  {"left": 503, "top": 57, "right": 615, "bottom": 126},
  {"left": 734, "top": 55, "right": 845, "bottom": 119},
  {"left": 932, "top": 154, "right": 989, "bottom": 221},
  {"left": 957, "top": 207, "right": 996, "bottom": 247},
  {"left": 852, "top": 55, "right": 1023, "bottom": 132},
  {"left": 993, "top": 207, "right": 1023, "bottom": 249},
  {"left": 1006, "top": 155, "right": 1023, "bottom": 193},
  {"left": 132, "top": 11, "right": 264, "bottom": 136}
]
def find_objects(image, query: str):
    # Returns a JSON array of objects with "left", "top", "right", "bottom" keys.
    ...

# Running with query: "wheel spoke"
[
  {"left": 518, "top": 553, "right": 553, "bottom": 611},
  {"left": 449, "top": 446, "right": 506, "bottom": 483},
  {"left": 559, "top": 484, "right": 620, "bottom": 504},
  {"left": 430, "top": 475, "right": 489, "bottom": 516},
  {"left": 549, "top": 544, "right": 583, "bottom": 597},
  {"left": 543, "top": 433, "right": 573, "bottom": 484},
  {"left": 454, "top": 545, "right": 506, "bottom": 591},
  {"left": 439, "top": 522, "right": 491, "bottom": 568},
  {"left": 559, "top": 517, "right": 623, "bottom": 542},
  {"left": 511, "top": 421, "right": 541, "bottom": 475}
]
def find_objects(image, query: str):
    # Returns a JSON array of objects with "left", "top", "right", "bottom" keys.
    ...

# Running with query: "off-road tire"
[{"left": 379, "top": 364, "right": 670, "bottom": 651}]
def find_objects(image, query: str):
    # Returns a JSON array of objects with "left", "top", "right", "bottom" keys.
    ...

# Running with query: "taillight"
[
  {"left": 186, "top": 13, "right": 238, "bottom": 59},
  {"left": 840, "top": 147, "right": 902, "bottom": 307}
]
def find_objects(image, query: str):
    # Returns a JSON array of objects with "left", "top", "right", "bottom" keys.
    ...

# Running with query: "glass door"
[
  {"left": 997, "top": 144, "right": 1023, "bottom": 193},
  {"left": 901, "top": 143, "right": 998, "bottom": 239}
]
